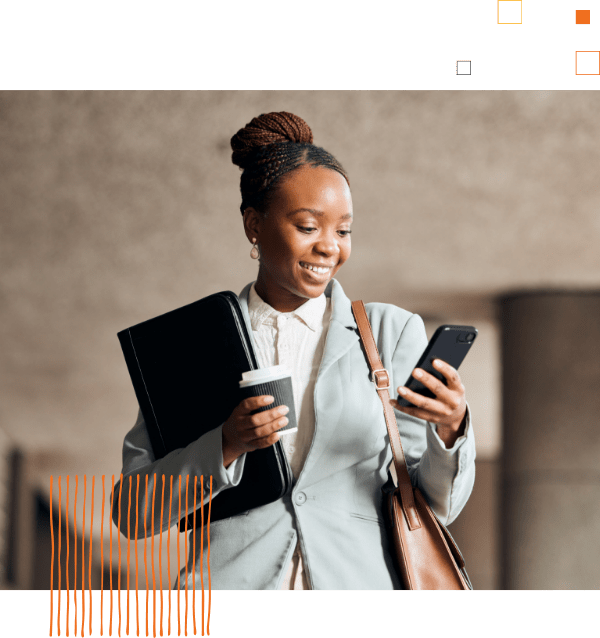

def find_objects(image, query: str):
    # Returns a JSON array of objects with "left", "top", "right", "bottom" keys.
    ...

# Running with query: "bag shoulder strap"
[{"left": 351, "top": 300, "right": 421, "bottom": 531}]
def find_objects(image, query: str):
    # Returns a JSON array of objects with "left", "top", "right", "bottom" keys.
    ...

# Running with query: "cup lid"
[{"left": 240, "top": 364, "right": 291, "bottom": 385}]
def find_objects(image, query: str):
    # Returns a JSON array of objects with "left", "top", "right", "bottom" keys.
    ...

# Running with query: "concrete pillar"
[{"left": 499, "top": 291, "right": 600, "bottom": 589}]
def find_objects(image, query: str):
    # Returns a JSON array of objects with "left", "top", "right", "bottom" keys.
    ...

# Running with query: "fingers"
[
  {"left": 431, "top": 359, "right": 464, "bottom": 393},
  {"left": 413, "top": 359, "right": 450, "bottom": 397},
  {"left": 239, "top": 395, "right": 275, "bottom": 413},
  {"left": 248, "top": 424, "right": 285, "bottom": 449},
  {"left": 248, "top": 405, "right": 289, "bottom": 431},
  {"left": 235, "top": 394, "right": 290, "bottom": 447},
  {"left": 392, "top": 359, "right": 467, "bottom": 428},
  {"left": 397, "top": 361, "right": 463, "bottom": 403},
  {"left": 392, "top": 388, "right": 449, "bottom": 416},
  {"left": 246, "top": 409, "right": 289, "bottom": 448}
]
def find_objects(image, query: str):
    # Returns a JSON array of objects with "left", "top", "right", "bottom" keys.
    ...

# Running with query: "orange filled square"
[{"left": 576, "top": 10, "right": 590, "bottom": 24}]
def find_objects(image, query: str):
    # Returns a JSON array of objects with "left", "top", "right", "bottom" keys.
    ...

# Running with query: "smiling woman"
[
  {"left": 243, "top": 165, "right": 353, "bottom": 312},
  {"left": 233, "top": 112, "right": 354, "bottom": 313},
  {"left": 113, "top": 111, "right": 477, "bottom": 591}
]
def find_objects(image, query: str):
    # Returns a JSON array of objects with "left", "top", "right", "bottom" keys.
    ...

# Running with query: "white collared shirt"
[{"left": 244, "top": 281, "right": 332, "bottom": 588}]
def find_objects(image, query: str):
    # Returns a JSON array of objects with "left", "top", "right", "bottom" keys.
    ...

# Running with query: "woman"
[{"left": 113, "top": 111, "right": 476, "bottom": 590}]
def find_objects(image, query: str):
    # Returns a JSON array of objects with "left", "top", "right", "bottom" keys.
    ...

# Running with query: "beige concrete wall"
[{"left": 2, "top": 91, "right": 598, "bottom": 588}]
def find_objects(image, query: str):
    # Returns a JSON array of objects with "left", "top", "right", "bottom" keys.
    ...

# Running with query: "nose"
[{"left": 313, "top": 230, "right": 340, "bottom": 258}]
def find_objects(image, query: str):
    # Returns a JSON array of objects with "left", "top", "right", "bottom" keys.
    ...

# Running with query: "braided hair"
[{"left": 230, "top": 111, "right": 350, "bottom": 217}]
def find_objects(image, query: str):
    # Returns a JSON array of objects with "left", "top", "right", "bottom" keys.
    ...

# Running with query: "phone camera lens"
[{"left": 466, "top": 333, "right": 475, "bottom": 342}]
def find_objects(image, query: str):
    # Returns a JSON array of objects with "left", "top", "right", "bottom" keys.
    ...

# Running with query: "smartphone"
[{"left": 396, "top": 325, "right": 478, "bottom": 407}]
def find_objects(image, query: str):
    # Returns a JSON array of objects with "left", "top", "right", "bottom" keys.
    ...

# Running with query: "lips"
[
  {"left": 300, "top": 261, "right": 333, "bottom": 274},
  {"left": 301, "top": 269, "right": 329, "bottom": 281},
  {"left": 299, "top": 262, "right": 332, "bottom": 283}
]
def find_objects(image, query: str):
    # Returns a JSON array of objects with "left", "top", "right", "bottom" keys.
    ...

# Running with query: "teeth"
[{"left": 301, "top": 262, "right": 330, "bottom": 274}]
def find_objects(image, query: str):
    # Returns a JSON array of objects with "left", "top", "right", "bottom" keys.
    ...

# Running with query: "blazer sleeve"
[
  {"left": 389, "top": 313, "right": 476, "bottom": 525},
  {"left": 111, "top": 408, "right": 248, "bottom": 538}
]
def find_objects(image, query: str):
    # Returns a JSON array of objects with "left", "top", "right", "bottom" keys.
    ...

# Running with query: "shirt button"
[{"left": 295, "top": 491, "right": 307, "bottom": 505}]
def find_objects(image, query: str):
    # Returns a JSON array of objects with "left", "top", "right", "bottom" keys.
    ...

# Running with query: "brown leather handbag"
[{"left": 351, "top": 300, "right": 473, "bottom": 590}]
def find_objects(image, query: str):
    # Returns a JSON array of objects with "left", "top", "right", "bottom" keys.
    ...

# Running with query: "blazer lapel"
[
  {"left": 297, "top": 278, "right": 361, "bottom": 482},
  {"left": 316, "top": 278, "right": 359, "bottom": 382}
]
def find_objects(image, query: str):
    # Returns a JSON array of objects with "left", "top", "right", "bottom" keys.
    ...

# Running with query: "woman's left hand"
[{"left": 389, "top": 358, "right": 467, "bottom": 449}]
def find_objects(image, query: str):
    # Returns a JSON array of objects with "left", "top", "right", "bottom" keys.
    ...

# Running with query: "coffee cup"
[{"left": 238, "top": 364, "right": 297, "bottom": 435}]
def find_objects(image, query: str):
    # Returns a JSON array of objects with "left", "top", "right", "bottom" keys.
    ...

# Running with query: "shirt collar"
[{"left": 248, "top": 282, "right": 328, "bottom": 332}]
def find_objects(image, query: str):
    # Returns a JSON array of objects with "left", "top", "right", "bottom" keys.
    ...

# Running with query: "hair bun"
[{"left": 231, "top": 111, "right": 314, "bottom": 169}]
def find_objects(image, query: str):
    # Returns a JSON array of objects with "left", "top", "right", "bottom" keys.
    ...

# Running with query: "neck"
[{"left": 254, "top": 275, "right": 308, "bottom": 313}]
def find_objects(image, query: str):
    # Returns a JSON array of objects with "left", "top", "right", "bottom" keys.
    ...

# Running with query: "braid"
[{"left": 230, "top": 111, "right": 350, "bottom": 216}]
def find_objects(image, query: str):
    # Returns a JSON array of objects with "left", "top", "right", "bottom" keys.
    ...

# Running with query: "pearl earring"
[{"left": 250, "top": 238, "right": 259, "bottom": 260}]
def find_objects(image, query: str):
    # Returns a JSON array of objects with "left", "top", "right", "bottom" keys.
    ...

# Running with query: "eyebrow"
[{"left": 286, "top": 208, "right": 353, "bottom": 221}]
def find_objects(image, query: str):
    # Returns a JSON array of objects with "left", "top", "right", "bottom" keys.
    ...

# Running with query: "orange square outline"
[
  {"left": 498, "top": 0, "right": 523, "bottom": 24},
  {"left": 575, "top": 50, "right": 600, "bottom": 75}
]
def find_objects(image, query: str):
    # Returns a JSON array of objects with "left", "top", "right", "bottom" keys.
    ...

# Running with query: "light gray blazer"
[{"left": 113, "top": 277, "right": 476, "bottom": 589}]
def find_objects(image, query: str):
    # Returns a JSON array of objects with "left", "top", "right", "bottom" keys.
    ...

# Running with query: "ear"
[{"left": 243, "top": 208, "right": 262, "bottom": 242}]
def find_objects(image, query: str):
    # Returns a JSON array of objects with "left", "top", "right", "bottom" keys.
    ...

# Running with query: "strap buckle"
[{"left": 371, "top": 368, "right": 390, "bottom": 390}]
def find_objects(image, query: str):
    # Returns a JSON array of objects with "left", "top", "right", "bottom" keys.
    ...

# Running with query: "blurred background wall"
[{"left": 1, "top": 90, "right": 599, "bottom": 590}]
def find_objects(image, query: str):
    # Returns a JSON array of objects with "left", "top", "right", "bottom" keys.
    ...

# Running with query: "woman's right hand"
[{"left": 222, "top": 395, "right": 290, "bottom": 469}]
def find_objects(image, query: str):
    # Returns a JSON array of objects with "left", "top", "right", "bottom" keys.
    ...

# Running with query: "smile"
[{"left": 299, "top": 261, "right": 333, "bottom": 275}]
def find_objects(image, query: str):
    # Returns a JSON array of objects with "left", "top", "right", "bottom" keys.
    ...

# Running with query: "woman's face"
[{"left": 245, "top": 165, "right": 353, "bottom": 311}]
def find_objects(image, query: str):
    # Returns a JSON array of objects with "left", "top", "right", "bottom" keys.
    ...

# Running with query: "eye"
[{"left": 298, "top": 226, "right": 352, "bottom": 237}]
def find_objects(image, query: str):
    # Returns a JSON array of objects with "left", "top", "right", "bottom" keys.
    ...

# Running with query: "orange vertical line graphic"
[
  {"left": 110, "top": 475, "right": 115, "bottom": 637},
  {"left": 101, "top": 476, "right": 105, "bottom": 637},
  {"left": 144, "top": 474, "right": 149, "bottom": 638},
  {"left": 89, "top": 476, "right": 95, "bottom": 635},
  {"left": 74, "top": 476, "right": 79, "bottom": 637},
  {"left": 50, "top": 475, "right": 54, "bottom": 637},
  {"left": 177, "top": 476, "right": 181, "bottom": 638},
  {"left": 135, "top": 475, "right": 140, "bottom": 638},
  {"left": 117, "top": 474, "right": 124, "bottom": 637},
  {"left": 207, "top": 476, "right": 212, "bottom": 636},
  {"left": 151, "top": 473, "right": 157, "bottom": 638},
  {"left": 200, "top": 477, "right": 204, "bottom": 637},
  {"left": 159, "top": 475, "right": 166, "bottom": 637},
  {"left": 66, "top": 476, "right": 71, "bottom": 637},
  {"left": 184, "top": 476, "right": 189, "bottom": 638},
  {"left": 58, "top": 476, "right": 62, "bottom": 636},
  {"left": 127, "top": 476, "right": 132, "bottom": 637},
  {"left": 192, "top": 477, "right": 197, "bottom": 637},
  {"left": 81, "top": 475, "right": 87, "bottom": 637},
  {"left": 167, "top": 476, "right": 173, "bottom": 638}
]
